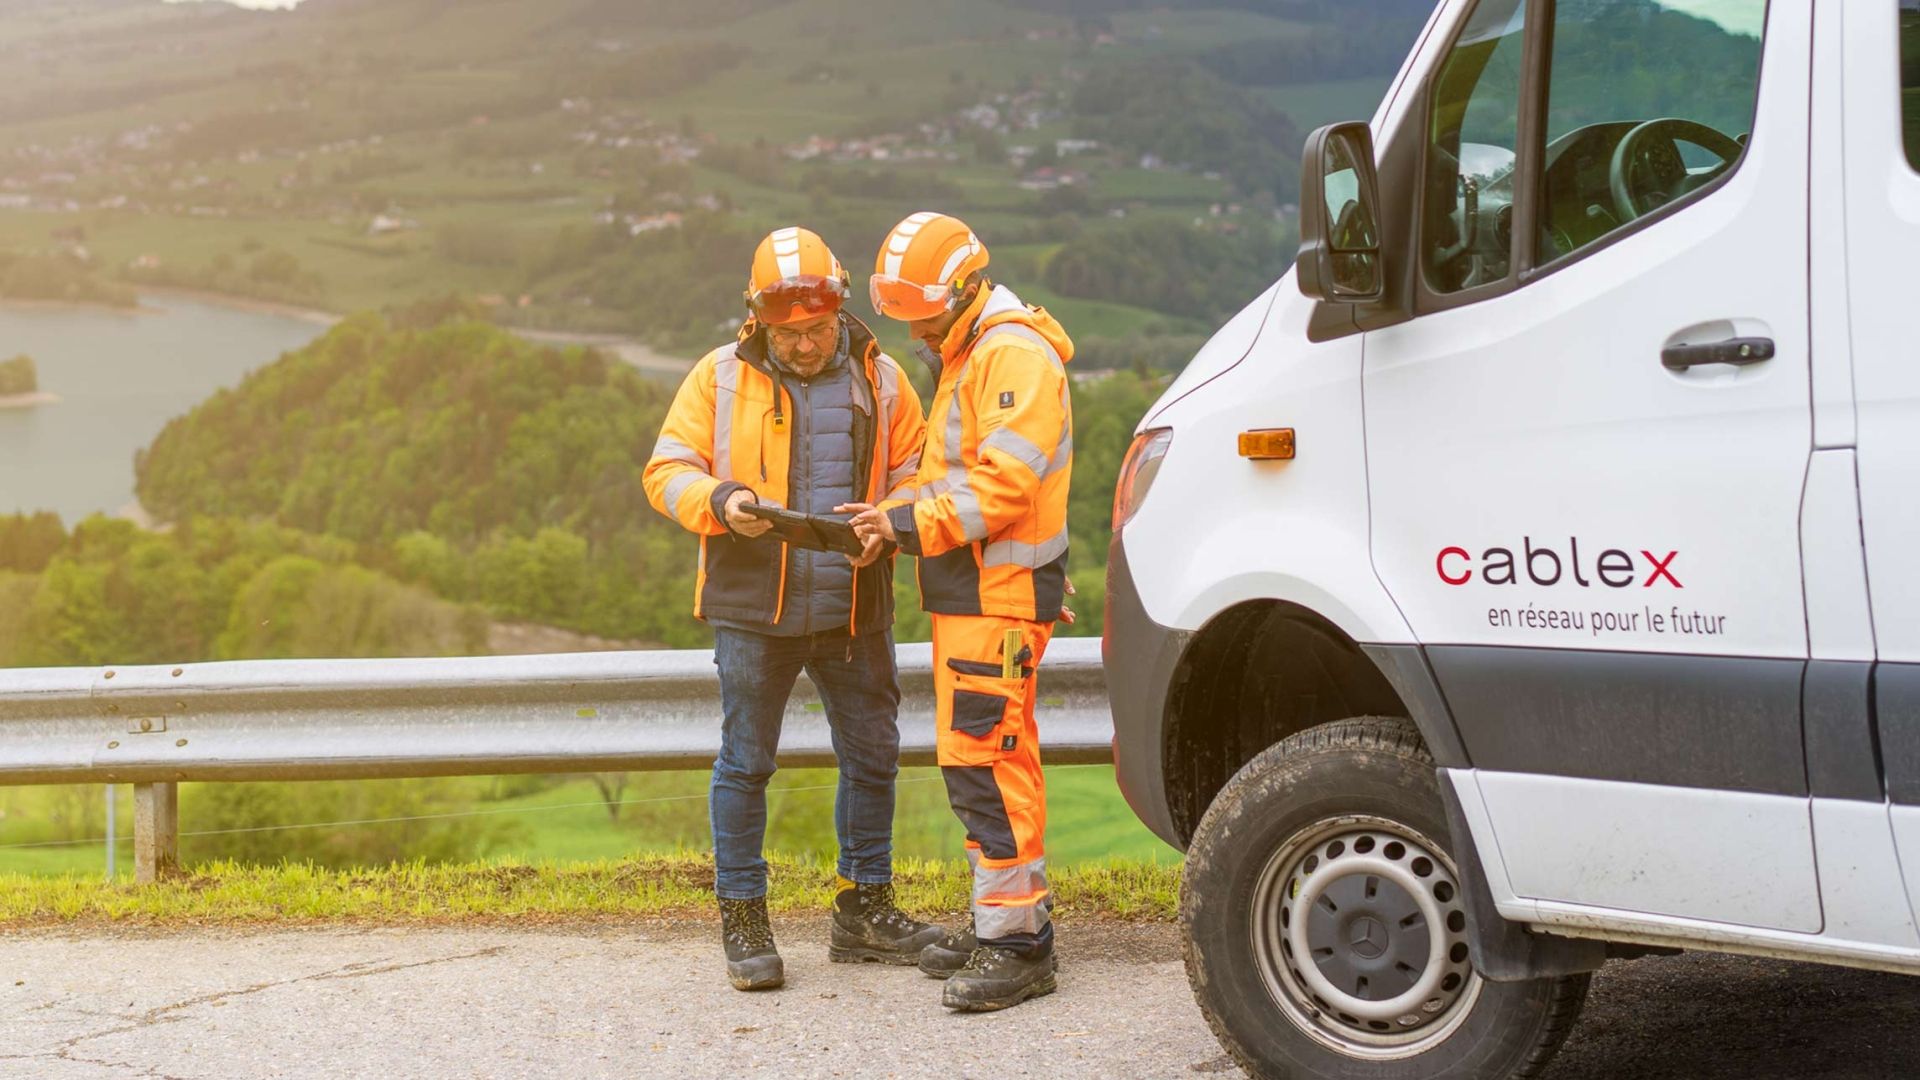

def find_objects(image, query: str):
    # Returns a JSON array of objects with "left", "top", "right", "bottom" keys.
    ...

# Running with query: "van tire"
[{"left": 1179, "top": 716, "right": 1590, "bottom": 1080}]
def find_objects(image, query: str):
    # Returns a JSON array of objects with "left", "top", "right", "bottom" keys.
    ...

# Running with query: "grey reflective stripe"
[
  {"left": 711, "top": 346, "right": 740, "bottom": 480},
  {"left": 973, "top": 856, "right": 1050, "bottom": 939},
  {"left": 976, "top": 323, "right": 1064, "bottom": 373},
  {"left": 942, "top": 358, "right": 970, "bottom": 465},
  {"left": 980, "top": 427, "right": 1049, "bottom": 478},
  {"left": 977, "top": 323, "right": 1072, "bottom": 481},
  {"left": 652, "top": 435, "right": 709, "bottom": 469},
  {"left": 662, "top": 471, "right": 705, "bottom": 515},
  {"left": 936, "top": 357, "right": 988, "bottom": 542},
  {"left": 884, "top": 483, "right": 918, "bottom": 501},
  {"left": 982, "top": 531, "right": 1069, "bottom": 569},
  {"left": 1048, "top": 431, "right": 1072, "bottom": 475},
  {"left": 950, "top": 483, "right": 987, "bottom": 542},
  {"left": 876, "top": 356, "right": 898, "bottom": 434},
  {"left": 878, "top": 358, "right": 918, "bottom": 500}
]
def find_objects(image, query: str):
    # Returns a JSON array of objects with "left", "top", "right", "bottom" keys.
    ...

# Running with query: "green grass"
[
  {"left": 0, "top": 765, "right": 1181, "bottom": 880},
  {"left": 0, "top": 852, "right": 1180, "bottom": 926}
]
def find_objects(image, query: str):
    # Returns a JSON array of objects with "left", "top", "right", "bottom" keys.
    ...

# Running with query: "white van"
[{"left": 1102, "top": 1, "right": 1920, "bottom": 1076}]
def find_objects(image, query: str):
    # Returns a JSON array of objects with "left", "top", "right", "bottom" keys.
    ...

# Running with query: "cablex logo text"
[{"left": 1436, "top": 537, "right": 1682, "bottom": 589}]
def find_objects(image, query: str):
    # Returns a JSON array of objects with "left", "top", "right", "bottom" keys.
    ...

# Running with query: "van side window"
[
  {"left": 1537, "top": 0, "right": 1767, "bottom": 264},
  {"left": 1422, "top": 0, "right": 1526, "bottom": 295},
  {"left": 1903, "top": 0, "right": 1920, "bottom": 172}
]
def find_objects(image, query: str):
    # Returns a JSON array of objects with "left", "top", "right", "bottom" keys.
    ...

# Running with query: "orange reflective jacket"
[
  {"left": 644, "top": 313, "right": 925, "bottom": 632},
  {"left": 884, "top": 285, "right": 1074, "bottom": 622}
]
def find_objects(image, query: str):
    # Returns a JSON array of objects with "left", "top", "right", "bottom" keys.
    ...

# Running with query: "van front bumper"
[{"left": 1102, "top": 532, "right": 1194, "bottom": 850}]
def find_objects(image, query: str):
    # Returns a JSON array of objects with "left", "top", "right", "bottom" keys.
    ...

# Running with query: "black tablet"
[{"left": 738, "top": 503, "right": 866, "bottom": 557}]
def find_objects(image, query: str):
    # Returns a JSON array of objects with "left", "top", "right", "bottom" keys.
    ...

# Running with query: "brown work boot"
[
  {"left": 719, "top": 896, "right": 784, "bottom": 991},
  {"left": 917, "top": 919, "right": 977, "bottom": 979},
  {"left": 940, "top": 944, "right": 1058, "bottom": 1012},
  {"left": 828, "top": 880, "right": 946, "bottom": 965}
]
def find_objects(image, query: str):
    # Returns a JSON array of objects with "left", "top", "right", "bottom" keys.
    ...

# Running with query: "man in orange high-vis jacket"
[
  {"left": 644, "top": 227, "right": 944, "bottom": 993},
  {"left": 843, "top": 211, "right": 1075, "bottom": 1012}
]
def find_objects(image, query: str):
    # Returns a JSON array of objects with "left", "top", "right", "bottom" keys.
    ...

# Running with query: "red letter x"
[{"left": 1642, "top": 550, "right": 1682, "bottom": 588}]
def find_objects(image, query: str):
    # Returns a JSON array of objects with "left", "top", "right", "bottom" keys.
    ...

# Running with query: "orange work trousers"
[{"left": 931, "top": 612, "right": 1054, "bottom": 941}]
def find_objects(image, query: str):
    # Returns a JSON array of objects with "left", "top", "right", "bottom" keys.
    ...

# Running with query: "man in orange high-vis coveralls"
[{"left": 844, "top": 211, "right": 1075, "bottom": 1012}]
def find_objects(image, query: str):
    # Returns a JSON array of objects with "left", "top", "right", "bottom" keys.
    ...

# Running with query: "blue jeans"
[{"left": 711, "top": 627, "right": 902, "bottom": 899}]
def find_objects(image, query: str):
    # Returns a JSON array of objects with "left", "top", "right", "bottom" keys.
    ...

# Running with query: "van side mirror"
[{"left": 1297, "top": 122, "right": 1384, "bottom": 304}]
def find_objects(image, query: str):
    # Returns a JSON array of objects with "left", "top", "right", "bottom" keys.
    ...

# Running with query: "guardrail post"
[{"left": 133, "top": 782, "right": 178, "bottom": 883}]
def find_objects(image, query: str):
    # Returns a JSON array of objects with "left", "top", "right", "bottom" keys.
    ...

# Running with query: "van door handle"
[{"left": 1660, "top": 337, "right": 1774, "bottom": 370}]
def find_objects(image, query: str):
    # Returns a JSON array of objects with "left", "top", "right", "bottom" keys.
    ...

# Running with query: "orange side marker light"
[{"left": 1238, "top": 429, "right": 1296, "bottom": 460}]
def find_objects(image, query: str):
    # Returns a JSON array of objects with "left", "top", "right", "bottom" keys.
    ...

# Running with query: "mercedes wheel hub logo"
[{"left": 1349, "top": 916, "right": 1387, "bottom": 960}]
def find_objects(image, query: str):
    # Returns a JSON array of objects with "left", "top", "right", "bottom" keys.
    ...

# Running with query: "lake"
[{"left": 0, "top": 294, "right": 331, "bottom": 524}]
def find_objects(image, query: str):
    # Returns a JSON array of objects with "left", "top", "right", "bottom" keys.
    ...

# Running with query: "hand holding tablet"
[{"left": 737, "top": 502, "right": 866, "bottom": 557}]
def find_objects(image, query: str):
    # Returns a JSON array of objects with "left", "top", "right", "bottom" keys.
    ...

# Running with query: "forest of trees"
[
  {"left": 0, "top": 515, "right": 484, "bottom": 669},
  {"left": 0, "top": 252, "right": 137, "bottom": 310},
  {"left": 108, "top": 307, "right": 1165, "bottom": 656},
  {"left": 1046, "top": 216, "right": 1286, "bottom": 323},
  {"left": 0, "top": 354, "right": 36, "bottom": 395},
  {"left": 1070, "top": 58, "right": 1302, "bottom": 201}
]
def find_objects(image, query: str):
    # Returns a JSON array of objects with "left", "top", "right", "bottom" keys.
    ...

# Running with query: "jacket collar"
[{"left": 936, "top": 284, "right": 1034, "bottom": 371}]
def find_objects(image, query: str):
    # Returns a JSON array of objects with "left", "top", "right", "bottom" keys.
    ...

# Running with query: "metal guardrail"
[{"left": 0, "top": 638, "right": 1111, "bottom": 881}]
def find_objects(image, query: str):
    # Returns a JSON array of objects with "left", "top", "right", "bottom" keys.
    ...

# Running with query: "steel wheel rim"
[{"left": 1250, "top": 814, "right": 1483, "bottom": 1060}]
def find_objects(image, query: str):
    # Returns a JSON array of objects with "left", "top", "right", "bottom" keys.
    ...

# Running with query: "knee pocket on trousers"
[{"left": 940, "top": 663, "right": 1028, "bottom": 766}]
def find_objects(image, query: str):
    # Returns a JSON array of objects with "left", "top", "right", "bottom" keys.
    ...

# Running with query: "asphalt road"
[{"left": 2, "top": 921, "right": 1916, "bottom": 1079}]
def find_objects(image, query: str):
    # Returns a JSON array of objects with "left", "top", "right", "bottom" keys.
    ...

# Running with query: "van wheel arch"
[{"left": 1161, "top": 599, "right": 1439, "bottom": 845}]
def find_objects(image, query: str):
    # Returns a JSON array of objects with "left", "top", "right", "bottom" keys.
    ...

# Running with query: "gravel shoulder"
[{"left": 4, "top": 921, "right": 1916, "bottom": 1079}]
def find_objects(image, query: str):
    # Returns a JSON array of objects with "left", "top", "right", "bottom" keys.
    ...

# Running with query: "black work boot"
[
  {"left": 924, "top": 897, "right": 1058, "bottom": 979},
  {"left": 718, "top": 896, "right": 784, "bottom": 991},
  {"left": 941, "top": 944, "right": 1058, "bottom": 1012},
  {"left": 917, "top": 919, "right": 977, "bottom": 979},
  {"left": 828, "top": 880, "right": 946, "bottom": 965}
]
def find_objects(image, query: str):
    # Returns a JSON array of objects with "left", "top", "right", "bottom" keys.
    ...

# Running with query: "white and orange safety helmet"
[
  {"left": 745, "top": 226, "right": 850, "bottom": 325},
  {"left": 869, "top": 211, "right": 990, "bottom": 322}
]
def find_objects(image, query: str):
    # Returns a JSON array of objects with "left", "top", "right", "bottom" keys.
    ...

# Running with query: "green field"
[
  {"left": 0, "top": 764, "right": 1179, "bottom": 880},
  {"left": 0, "top": 0, "right": 1411, "bottom": 350}
]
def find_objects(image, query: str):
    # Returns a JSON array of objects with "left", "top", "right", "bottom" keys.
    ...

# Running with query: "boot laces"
[
  {"left": 856, "top": 882, "right": 919, "bottom": 931},
  {"left": 964, "top": 944, "right": 1020, "bottom": 974},
  {"left": 720, "top": 897, "right": 774, "bottom": 949}
]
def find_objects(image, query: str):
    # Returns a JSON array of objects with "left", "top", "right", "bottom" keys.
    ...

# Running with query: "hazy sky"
[
  {"left": 163, "top": 0, "right": 302, "bottom": 9},
  {"left": 160, "top": 0, "right": 1766, "bottom": 35},
  {"left": 1660, "top": 0, "right": 1767, "bottom": 37}
]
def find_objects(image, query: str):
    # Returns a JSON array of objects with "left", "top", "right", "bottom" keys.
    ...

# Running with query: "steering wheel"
[{"left": 1608, "top": 118, "right": 1744, "bottom": 222}]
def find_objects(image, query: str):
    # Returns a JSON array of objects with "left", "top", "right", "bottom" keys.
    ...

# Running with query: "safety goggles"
[
  {"left": 868, "top": 273, "right": 956, "bottom": 322},
  {"left": 747, "top": 274, "right": 848, "bottom": 325}
]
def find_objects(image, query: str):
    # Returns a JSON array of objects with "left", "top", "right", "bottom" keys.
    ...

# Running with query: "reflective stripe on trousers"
[{"left": 966, "top": 846, "right": 1050, "bottom": 939}]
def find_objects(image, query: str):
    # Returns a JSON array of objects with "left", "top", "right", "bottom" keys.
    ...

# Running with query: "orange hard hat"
[
  {"left": 746, "top": 226, "right": 850, "bottom": 325},
  {"left": 869, "top": 211, "right": 990, "bottom": 322}
]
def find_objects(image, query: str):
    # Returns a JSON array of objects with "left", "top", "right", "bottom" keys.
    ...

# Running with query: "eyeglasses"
[{"left": 767, "top": 320, "right": 839, "bottom": 347}]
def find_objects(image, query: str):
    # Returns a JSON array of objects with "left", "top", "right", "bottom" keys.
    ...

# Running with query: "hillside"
[{"left": 0, "top": 0, "right": 1427, "bottom": 358}]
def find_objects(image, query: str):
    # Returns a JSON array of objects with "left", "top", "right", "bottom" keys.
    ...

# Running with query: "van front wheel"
[{"left": 1180, "top": 717, "right": 1589, "bottom": 1080}]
